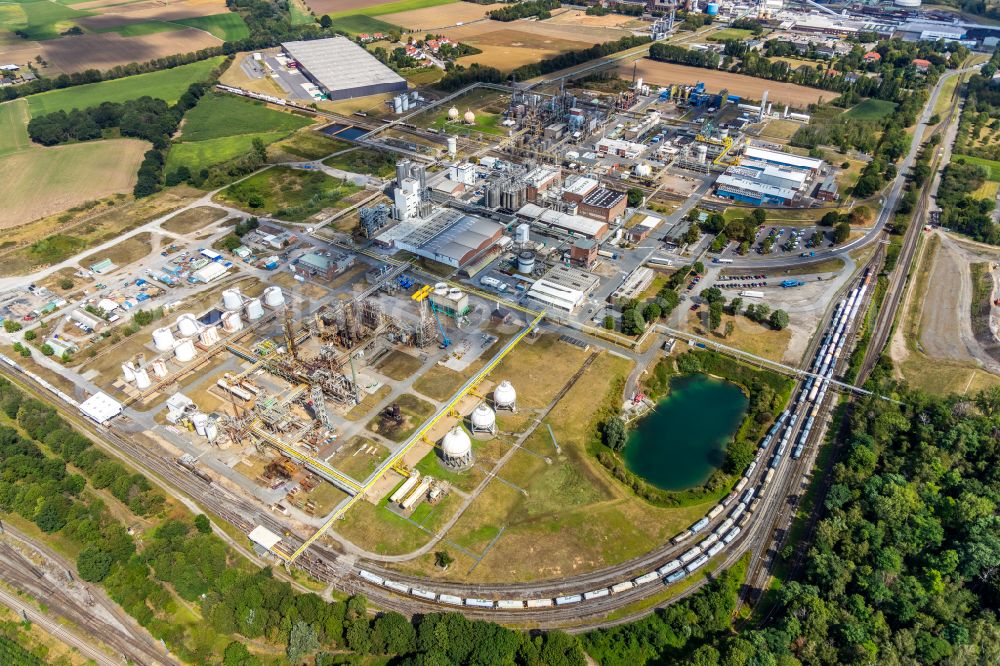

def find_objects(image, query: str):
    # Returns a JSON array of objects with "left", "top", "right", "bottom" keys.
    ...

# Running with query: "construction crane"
[{"left": 431, "top": 308, "right": 451, "bottom": 349}]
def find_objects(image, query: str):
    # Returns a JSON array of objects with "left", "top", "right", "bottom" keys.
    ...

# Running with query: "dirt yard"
[
  {"left": 617, "top": 60, "right": 833, "bottom": 108},
  {"left": 545, "top": 8, "right": 646, "bottom": 29}
]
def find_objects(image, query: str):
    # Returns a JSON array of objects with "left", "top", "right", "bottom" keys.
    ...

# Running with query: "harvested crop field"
[
  {"left": 380, "top": 2, "right": 504, "bottom": 29},
  {"left": 545, "top": 8, "right": 646, "bottom": 29},
  {"left": 617, "top": 60, "right": 832, "bottom": 107},
  {"left": 40, "top": 28, "right": 218, "bottom": 73},
  {"left": 418, "top": 16, "right": 635, "bottom": 70},
  {"left": 3, "top": 138, "right": 148, "bottom": 228},
  {"left": 91, "top": 0, "right": 229, "bottom": 22}
]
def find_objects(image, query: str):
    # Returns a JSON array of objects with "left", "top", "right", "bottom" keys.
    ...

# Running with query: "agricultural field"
[
  {"left": 0, "top": 0, "right": 230, "bottom": 73},
  {"left": 305, "top": 0, "right": 458, "bottom": 20},
  {"left": 329, "top": 14, "right": 400, "bottom": 35},
  {"left": 380, "top": 1, "right": 502, "bottom": 29},
  {"left": 437, "top": 16, "right": 632, "bottom": 71},
  {"left": 217, "top": 166, "right": 363, "bottom": 222},
  {"left": 25, "top": 56, "right": 225, "bottom": 115},
  {"left": 954, "top": 154, "right": 1000, "bottom": 181},
  {"left": 0, "top": 98, "right": 148, "bottom": 228},
  {"left": 619, "top": 60, "right": 832, "bottom": 107},
  {"left": 844, "top": 98, "right": 897, "bottom": 120}
]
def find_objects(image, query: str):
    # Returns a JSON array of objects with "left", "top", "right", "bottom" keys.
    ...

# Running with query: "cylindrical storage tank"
[
  {"left": 470, "top": 403, "right": 496, "bottom": 435},
  {"left": 517, "top": 223, "right": 530, "bottom": 244},
  {"left": 204, "top": 418, "right": 218, "bottom": 441},
  {"left": 517, "top": 250, "right": 535, "bottom": 274},
  {"left": 152, "top": 327, "right": 175, "bottom": 352},
  {"left": 222, "top": 311, "right": 243, "bottom": 333},
  {"left": 263, "top": 286, "right": 284, "bottom": 308},
  {"left": 245, "top": 298, "right": 264, "bottom": 321},
  {"left": 494, "top": 380, "right": 517, "bottom": 411},
  {"left": 447, "top": 136, "right": 457, "bottom": 157},
  {"left": 175, "top": 339, "right": 196, "bottom": 363},
  {"left": 151, "top": 358, "right": 168, "bottom": 378},
  {"left": 177, "top": 314, "right": 199, "bottom": 337},
  {"left": 191, "top": 412, "right": 209, "bottom": 437},
  {"left": 222, "top": 288, "right": 243, "bottom": 311},
  {"left": 706, "top": 3, "right": 719, "bottom": 15},
  {"left": 894, "top": 0, "right": 920, "bottom": 6},
  {"left": 134, "top": 368, "right": 151, "bottom": 390},
  {"left": 393, "top": 96, "right": 403, "bottom": 113},
  {"left": 696, "top": 144, "right": 708, "bottom": 164},
  {"left": 121, "top": 363, "right": 136, "bottom": 382},
  {"left": 448, "top": 287, "right": 462, "bottom": 298},
  {"left": 200, "top": 326, "right": 220, "bottom": 347}
]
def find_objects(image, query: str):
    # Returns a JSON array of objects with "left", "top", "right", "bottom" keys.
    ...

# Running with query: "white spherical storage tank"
[
  {"left": 134, "top": 368, "right": 152, "bottom": 390},
  {"left": 177, "top": 314, "right": 199, "bottom": 337},
  {"left": 152, "top": 327, "right": 175, "bottom": 352},
  {"left": 222, "top": 288, "right": 243, "bottom": 310},
  {"left": 494, "top": 380, "right": 517, "bottom": 411},
  {"left": 464, "top": 110, "right": 476, "bottom": 124},
  {"left": 440, "top": 426, "right": 473, "bottom": 469},
  {"left": 263, "top": 286, "right": 285, "bottom": 308},
  {"left": 245, "top": 298, "right": 264, "bottom": 321},
  {"left": 448, "top": 106, "right": 459, "bottom": 120},
  {"left": 470, "top": 403, "right": 496, "bottom": 435},
  {"left": 174, "top": 339, "right": 196, "bottom": 363},
  {"left": 222, "top": 311, "right": 243, "bottom": 333}
]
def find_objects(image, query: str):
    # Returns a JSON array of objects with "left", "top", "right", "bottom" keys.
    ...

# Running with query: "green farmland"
[
  {"left": 327, "top": 0, "right": 457, "bottom": 19},
  {"left": 331, "top": 14, "right": 400, "bottom": 35},
  {"left": 174, "top": 13, "right": 249, "bottom": 41},
  {"left": 178, "top": 94, "right": 311, "bottom": 142},
  {"left": 844, "top": 99, "right": 897, "bottom": 120},
  {"left": 1, "top": 0, "right": 92, "bottom": 41},
  {"left": 25, "top": 57, "right": 226, "bottom": 116}
]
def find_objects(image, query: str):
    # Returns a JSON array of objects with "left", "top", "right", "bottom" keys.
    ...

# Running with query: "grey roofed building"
[{"left": 282, "top": 37, "right": 407, "bottom": 100}]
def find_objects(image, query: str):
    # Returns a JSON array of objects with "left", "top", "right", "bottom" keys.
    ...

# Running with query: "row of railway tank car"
[{"left": 354, "top": 274, "right": 873, "bottom": 610}]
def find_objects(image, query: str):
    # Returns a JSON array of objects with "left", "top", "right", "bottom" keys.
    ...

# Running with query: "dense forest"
[{"left": 488, "top": 0, "right": 560, "bottom": 21}]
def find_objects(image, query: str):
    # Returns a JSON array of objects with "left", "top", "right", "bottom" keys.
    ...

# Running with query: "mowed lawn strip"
[
  {"left": 25, "top": 57, "right": 225, "bottom": 116},
  {"left": 0, "top": 100, "right": 31, "bottom": 156}
]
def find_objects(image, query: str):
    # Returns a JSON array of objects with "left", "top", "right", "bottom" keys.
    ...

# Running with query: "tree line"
[{"left": 488, "top": 0, "right": 560, "bottom": 21}]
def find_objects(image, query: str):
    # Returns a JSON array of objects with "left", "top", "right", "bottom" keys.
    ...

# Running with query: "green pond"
[{"left": 624, "top": 374, "right": 748, "bottom": 491}]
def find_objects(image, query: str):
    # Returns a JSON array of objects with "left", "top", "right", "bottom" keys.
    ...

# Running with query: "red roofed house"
[
  {"left": 912, "top": 58, "right": 932, "bottom": 73},
  {"left": 863, "top": 51, "right": 881, "bottom": 62}
]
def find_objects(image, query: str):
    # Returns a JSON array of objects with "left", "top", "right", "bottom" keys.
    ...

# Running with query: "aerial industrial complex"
[{"left": 1, "top": 0, "right": 998, "bottom": 660}]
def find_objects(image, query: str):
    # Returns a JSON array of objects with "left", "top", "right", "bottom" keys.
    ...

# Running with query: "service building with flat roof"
[{"left": 282, "top": 37, "right": 407, "bottom": 100}]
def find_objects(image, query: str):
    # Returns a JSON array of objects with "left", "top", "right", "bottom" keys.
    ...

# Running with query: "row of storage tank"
[{"left": 127, "top": 287, "right": 286, "bottom": 389}]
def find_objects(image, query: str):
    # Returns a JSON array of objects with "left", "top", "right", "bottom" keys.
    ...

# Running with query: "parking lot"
[{"left": 716, "top": 224, "right": 835, "bottom": 258}]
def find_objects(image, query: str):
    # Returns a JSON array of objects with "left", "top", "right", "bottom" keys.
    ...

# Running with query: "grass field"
[
  {"left": 175, "top": 13, "right": 249, "bottom": 41},
  {"left": 318, "top": 0, "right": 457, "bottom": 19},
  {"left": 5, "top": 0, "right": 91, "bottom": 41},
  {"left": 844, "top": 99, "right": 897, "bottom": 120},
  {"left": 289, "top": 0, "right": 314, "bottom": 25},
  {"left": 706, "top": 28, "right": 753, "bottom": 42},
  {"left": 167, "top": 132, "right": 287, "bottom": 173},
  {"left": 954, "top": 154, "right": 1000, "bottom": 181},
  {"left": 161, "top": 206, "right": 227, "bottom": 234},
  {"left": 266, "top": 129, "right": 351, "bottom": 162},
  {"left": 217, "top": 166, "right": 362, "bottom": 221},
  {"left": 331, "top": 13, "right": 400, "bottom": 35},
  {"left": 322, "top": 147, "right": 397, "bottom": 177},
  {"left": 25, "top": 57, "right": 225, "bottom": 115},
  {"left": 179, "top": 94, "right": 312, "bottom": 142}
]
